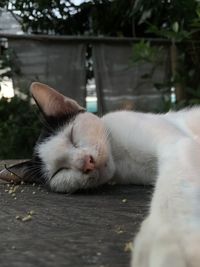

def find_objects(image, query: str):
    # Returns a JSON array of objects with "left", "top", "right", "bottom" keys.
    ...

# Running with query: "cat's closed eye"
[{"left": 70, "top": 126, "right": 78, "bottom": 148}]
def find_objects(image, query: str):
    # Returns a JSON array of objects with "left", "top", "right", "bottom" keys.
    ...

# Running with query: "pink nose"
[{"left": 83, "top": 155, "right": 95, "bottom": 173}]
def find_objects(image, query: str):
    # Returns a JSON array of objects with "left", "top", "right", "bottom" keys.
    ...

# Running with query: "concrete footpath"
[{"left": 0, "top": 161, "right": 152, "bottom": 267}]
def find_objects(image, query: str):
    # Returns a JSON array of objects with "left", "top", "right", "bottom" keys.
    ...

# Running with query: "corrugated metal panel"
[
  {"left": 9, "top": 38, "right": 86, "bottom": 106},
  {"left": 93, "top": 43, "right": 170, "bottom": 113}
]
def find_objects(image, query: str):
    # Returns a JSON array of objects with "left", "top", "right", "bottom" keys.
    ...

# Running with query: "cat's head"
[{"left": 0, "top": 82, "right": 115, "bottom": 193}]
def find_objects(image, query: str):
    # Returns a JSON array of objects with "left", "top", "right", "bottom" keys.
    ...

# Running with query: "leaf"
[
  {"left": 172, "top": 22, "right": 179, "bottom": 33},
  {"left": 139, "top": 9, "right": 152, "bottom": 25}
]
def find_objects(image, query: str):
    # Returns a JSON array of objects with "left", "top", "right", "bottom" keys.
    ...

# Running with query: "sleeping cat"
[{"left": 1, "top": 82, "right": 200, "bottom": 267}]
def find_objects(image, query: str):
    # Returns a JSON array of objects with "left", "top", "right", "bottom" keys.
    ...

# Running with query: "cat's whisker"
[{"left": 24, "top": 168, "right": 42, "bottom": 178}]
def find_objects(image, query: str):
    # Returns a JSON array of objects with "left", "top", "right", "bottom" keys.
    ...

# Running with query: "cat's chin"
[{"left": 48, "top": 156, "right": 115, "bottom": 193}]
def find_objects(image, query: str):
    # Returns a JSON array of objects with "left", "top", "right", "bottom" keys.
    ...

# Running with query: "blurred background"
[{"left": 0, "top": 0, "right": 200, "bottom": 159}]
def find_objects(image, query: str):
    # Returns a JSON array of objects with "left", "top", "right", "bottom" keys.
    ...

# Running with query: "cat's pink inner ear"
[{"left": 30, "top": 82, "right": 84, "bottom": 117}]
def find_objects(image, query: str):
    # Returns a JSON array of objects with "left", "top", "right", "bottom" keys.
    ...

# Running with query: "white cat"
[{"left": 1, "top": 82, "right": 200, "bottom": 267}]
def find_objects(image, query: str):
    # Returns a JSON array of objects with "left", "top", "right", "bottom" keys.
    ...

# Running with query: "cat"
[{"left": 1, "top": 82, "right": 200, "bottom": 267}]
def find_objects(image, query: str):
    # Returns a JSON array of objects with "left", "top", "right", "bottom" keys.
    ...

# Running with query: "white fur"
[
  {"left": 36, "top": 112, "right": 115, "bottom": 192},
  {"left": 102, "top": 109, "right": 200, "bottom": 267},
  {"left": 38, "top": 107, "right": 200, "bottom": 266}
]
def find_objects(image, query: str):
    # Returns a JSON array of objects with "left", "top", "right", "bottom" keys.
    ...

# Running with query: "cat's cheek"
[
  {"left": 98, "top": 156, "right": 116, "bottom": 184},
  {"left": 48, "top": 170, "right": 84, "bottom": 193}
]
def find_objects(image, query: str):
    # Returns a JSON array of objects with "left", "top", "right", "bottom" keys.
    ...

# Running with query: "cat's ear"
[
  {"left": 30, "top": 82, "right": 85, "bottom": 118},
  {"left": 0, "top": 161, "right": 38, "bottom": 184}
]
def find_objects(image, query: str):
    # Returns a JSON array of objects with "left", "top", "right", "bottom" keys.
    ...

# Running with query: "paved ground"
[{"left": 0, "top": 161, "right": 152, "bottom": 267}]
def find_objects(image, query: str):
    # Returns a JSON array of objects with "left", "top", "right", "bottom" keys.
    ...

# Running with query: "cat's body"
[
  {"left": 105, "top": 110, "right": 200, "bottom": 267},
  {"left": 1, "top": 82, "right": 200, "bottom": 267}
]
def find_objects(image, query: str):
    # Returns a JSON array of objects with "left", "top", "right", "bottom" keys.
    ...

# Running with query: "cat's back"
[
  {"left": 165, "top": 107, "right": 200, "bottom": 140},
  {"left": 103, "top": 107, "right": 200, "bottom": 142},
  {"left": 102, "top": 110, "right": 155, "bottom": 131},
  {"left": 102, "top": 110, "right": 160, "bottom": 151}
]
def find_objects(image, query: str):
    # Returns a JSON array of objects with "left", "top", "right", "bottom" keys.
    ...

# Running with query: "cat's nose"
[{"left": 82, "top": 155, "right": 95, "bottom": 174}]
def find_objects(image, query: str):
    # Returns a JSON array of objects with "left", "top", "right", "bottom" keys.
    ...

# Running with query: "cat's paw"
[{"left": 131, "top": 217, "right": 200, "bottom": 267}]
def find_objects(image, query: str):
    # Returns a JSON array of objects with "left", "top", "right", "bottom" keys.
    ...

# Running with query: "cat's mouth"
[
  {"left": 50, "top": 165, "right": 98, "bottom": 181},
  {"left": 51, "top": 167, "right": 69, "bottom": 179},
  {"left": 48, "top": 166, "right": 102, "bottom": 193}
]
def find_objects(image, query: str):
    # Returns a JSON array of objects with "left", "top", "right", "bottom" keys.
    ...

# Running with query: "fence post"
[{"left": 170, "top": 41, "right": 185, "bottom": 102}]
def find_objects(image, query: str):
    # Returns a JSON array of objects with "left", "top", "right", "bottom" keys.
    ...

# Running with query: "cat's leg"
[{"left": 131, "top": 137, "right": 200, "bottom": 267}]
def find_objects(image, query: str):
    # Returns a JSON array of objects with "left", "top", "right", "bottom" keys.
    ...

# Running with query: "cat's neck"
[{"left": 102, "top": 111, "right": 157, "bottom": 185}]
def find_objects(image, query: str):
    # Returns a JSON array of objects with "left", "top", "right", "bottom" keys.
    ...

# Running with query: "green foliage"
[
  {"left": 0, "top": 1, "right": 8, "bottom": 8},
  {"left": 132, "top": 1, "right": 200, "bottom": 109},
  {"left": 131, "top": 40, "right": 172, "bottom": 112},
  {"left": 90, "top": 0, "right": 134, "bottom": 36},
  {"left": 0, "top": 45, "right": 40, "bottom": 159},
  {"left": 132, "top": 40, "right": 163, "bottom": 64},
  {"left": 147, "top": 23, "right": 191, "bottom": 42},
  {"left": 133, "top": 0, "right": 198, "bottom": 36},
  {"left": 0, "top": 97, "right": 40, "bottom": 159},
  {"left": 3, "top": 0, "right": 134, "bottom": 36},
  {"left": 5, "top": 0, "right": 89, "bottom": 34},
  {"left": 0, "top": 48, "right": 12, "bottom": 81},
  {"left": 2, "top": 0, "right": 200, "bottom": 38}
]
